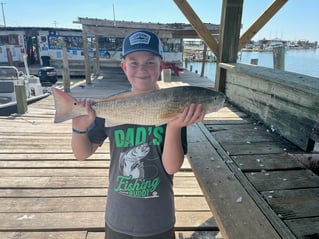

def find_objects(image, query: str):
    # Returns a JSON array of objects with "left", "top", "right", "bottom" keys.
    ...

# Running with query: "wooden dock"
[
  {"left": 0, "top": 69, "right": 221, "bottom": 239},
  {"left": 0, "top": 68, "right": 318, "bottom": 238}
]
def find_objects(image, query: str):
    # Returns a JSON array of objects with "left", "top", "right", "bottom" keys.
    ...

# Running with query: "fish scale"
[{"left": 52, "top": 86, "right": 225, "bottom": 126}]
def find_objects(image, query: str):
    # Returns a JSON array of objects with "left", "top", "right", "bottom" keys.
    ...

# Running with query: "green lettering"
[
  {"left": 124, "top": 128, "right": 135, "bottom": 147},
  {"left": 135, "top": 127, "right": 146, "bottom": 145},
  {"left": 153, "top": 126, "right": 164, "bottom": 145},
  {"left": 114, "top": 175, "right": 132, "bottom": 192},
  {"left": 114, "top": 130, "right": 125, "bottom": 147}
]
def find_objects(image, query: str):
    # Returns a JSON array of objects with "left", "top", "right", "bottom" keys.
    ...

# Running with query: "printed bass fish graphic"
[
  {"left": 52, "top": 86, "right": 225, "bottom": 126},
  {"left": 119, "top": 143, "right": 150, "bottom": 179}
]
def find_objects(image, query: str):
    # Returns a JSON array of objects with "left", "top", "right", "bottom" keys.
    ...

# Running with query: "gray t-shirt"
[{"left": 88, "top": 117, "right": 187, "bottom": 237}]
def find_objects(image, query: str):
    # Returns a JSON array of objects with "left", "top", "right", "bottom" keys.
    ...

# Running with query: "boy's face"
[{"left": 121, "top": 51, "right": 162, "bottom": 93}]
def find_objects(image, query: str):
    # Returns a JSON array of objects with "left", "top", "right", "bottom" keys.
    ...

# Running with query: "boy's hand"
[
  {"left": 168, "top": 103, "right": 205, "bottom": 128},
  {"left": 72, "top": 98, "right": 96, "bottom": 131}
]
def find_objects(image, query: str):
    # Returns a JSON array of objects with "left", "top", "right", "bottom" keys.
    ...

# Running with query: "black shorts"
[{"left": 105, "top": 224, "right": 175, "bottom": 239}]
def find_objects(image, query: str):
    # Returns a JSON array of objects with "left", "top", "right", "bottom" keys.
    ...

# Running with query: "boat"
[{"left": 0, "top": 66, "right": 50, "bottom": 116}]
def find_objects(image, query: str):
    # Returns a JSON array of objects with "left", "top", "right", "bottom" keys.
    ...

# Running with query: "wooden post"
[
  {"left": 161, "top": 69, "right": 171, "bottom": 82},
  {"left": 15, "top": 85, "right": 27, "bottom": 114},
  {"left": 61, "top": 40, "right": 70, "bottom": 92},
  {"left": 200, "top": 44, "right": 207, "bottom": 77},
  {"left": 6, "top": 44, "right": 13, "bottom": 66},
  {"left": 215, "top": 0, "right": 243, "bottom": 93},
  {"left": 239, "top": 0, "right": 288, "bottom": 50},
  {"left": 95, "top": 35, "right": 100, "bottom": 76},
  {"left": 273, "top": 46, "right": 285, "bottom": 70},
  {"left": 185, "top": 58, "right": 189, "bottom": 69},
  {"left": 82, "top": 31, "right": 91, "bottom": 84}
]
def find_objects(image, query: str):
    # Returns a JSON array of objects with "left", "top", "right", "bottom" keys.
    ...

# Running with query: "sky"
[{"left": 1, "top": 0, "right": 318, "bottom": 42}]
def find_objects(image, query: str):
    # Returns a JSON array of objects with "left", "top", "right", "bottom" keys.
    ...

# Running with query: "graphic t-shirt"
[{"left": 87, "top": 117, "right": 187, "bottom": 237}]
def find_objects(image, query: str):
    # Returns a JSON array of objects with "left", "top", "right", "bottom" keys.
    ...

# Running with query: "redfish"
[{"left": 52, "top": 86, "right": 225, "bottom": 126}]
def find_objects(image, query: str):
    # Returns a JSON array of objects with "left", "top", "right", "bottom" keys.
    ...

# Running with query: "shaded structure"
[{"left": 74, "top": 17, "right": 219, "bottom": 84}]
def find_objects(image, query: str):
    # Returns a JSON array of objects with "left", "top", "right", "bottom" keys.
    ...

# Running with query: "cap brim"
[{"left": 122, "top": 48, "right": 163, "bottom": 59}]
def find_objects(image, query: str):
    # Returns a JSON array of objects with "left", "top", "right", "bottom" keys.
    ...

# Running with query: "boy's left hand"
[{"left": 168, "top": 103, "right": 206, "bottom": 128}]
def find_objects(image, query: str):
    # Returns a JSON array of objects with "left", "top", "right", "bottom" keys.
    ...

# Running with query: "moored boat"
[{"left": 0, "top": 66, "right": 50, "bottom": 116}]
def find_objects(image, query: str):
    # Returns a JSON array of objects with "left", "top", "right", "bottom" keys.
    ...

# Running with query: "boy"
[{"left": 71, "top": 30, "right": 205, "bottom": 239}]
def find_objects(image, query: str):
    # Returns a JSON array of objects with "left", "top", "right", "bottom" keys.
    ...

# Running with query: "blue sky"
[{"left": 2, "top": 0, "right": 318, "bottom": 41}]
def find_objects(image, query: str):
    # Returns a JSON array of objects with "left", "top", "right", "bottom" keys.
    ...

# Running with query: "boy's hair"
[{"left": 122, "top": 30, "right": 163, "bottom": 59}]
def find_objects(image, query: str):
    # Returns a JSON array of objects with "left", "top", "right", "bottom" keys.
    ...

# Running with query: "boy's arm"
[
  {"left": 71, "top": 98, "right": 98, "bottom": 160},
  {"left": 162, "top": 104, "right": 205, "bottom": 174},
  {"left": 72, "top": 133, "right": 99, "bottom": 161}
]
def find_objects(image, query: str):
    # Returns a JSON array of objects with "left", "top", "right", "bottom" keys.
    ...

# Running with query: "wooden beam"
[
  {"left": 82, "top": 31, "right": 91, "bottom": 84},
  {"left": 239, "top": 0, "right": 288, "bottom": 50},
  {"left": 173, "top": 0, "right": 219, "bottom": 59},
  {"left": 95, "top": 35, "right": 100, "bottom": 76},
  {"left": 215, "top": 0, "right": 243, "bottom": 92}
]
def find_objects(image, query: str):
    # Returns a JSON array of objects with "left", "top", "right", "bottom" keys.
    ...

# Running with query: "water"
[{"left": 184, "top": 49, "right": 319, "bottom": 81}]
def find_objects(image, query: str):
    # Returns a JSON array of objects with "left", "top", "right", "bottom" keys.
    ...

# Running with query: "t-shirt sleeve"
[{"left": 87, "top": 117, "right": 108, "bottom": 145}]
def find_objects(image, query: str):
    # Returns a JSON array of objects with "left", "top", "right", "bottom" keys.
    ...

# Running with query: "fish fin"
[
  {"left": 52, "top": 87, "right": 80, "bottom": 123},
  {"left": 95, "top": 91, "right": 143, "bottom": 103},
  {"left": 154, "top": 112, "right": 181, "bottom": 126},
  {"left": 159, "top": 112, "right": 179, "bottom": 120},
  {"left": 155, "top": 121, "right": 167, "bottom": 127}
]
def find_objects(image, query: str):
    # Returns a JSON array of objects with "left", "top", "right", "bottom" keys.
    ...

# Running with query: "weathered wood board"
[{"left": 220, "top": 62, "right": 319, "bottom": 151}]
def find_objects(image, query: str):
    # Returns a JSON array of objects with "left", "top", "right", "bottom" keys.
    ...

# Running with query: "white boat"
[{"left": 0, "top": 66, "right": 50, "bottom": 116}]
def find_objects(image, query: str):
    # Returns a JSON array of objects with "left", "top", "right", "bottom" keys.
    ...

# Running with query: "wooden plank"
[
  {"left": 262, "top": 188, "right": 319, "bottom": 219},
  {"left": 223, "top": 63, "right": 319, "bottom": 151},
  {"left": 0, "top": 212, "right": 216, "bottom": 231},
  {"left": 0, "top": 188, "right": 108, "bottom": 198},
  {"left": 175, "top": 231, "right": 223, "bottom": 239},
  {"left": 187, "top": 123, "right": 281, "bottom": 239},
  {"left": 0, "top": 161, "right": 110, "bottom": 169},
  {"left": 221, "top": 141, "right": 298, "bottom": 156},
  {"left": 0, "top": 228, "right": 222, "bottom": 238},
  {"left": 0, "top": 176, "right": 199, "bottom": 189},
  {"left": 285, "top": 217, "right": 319, "bottom": 239},
  {"left": 0, "top": 196, "right": 209, "bottom": 213},
  {"left": 0, "top": 232, "right": 87, "bottom": 239},
  {"left": 0, "top": 229, "right": 222, "bottom": 239},
  {"left": 86, "top": 232, "right": 105, "bottom": 239},
  {"left": 0, "top": 168, "right": 194, "bottom": 177},
  {"left": 0, "top": 153, "right": 109, "bottom": 160},
  {"left": 210, "top": 127, "right": 278, "bottom": 143},
  {"left": 0, "top": 187, "right": 203, "bottom": 198},
  {"left": 196, "top": 122, "right": 297, "bottom": 238},
  {"left": 246, "top": 170, "right": 319, "bottom": 191},
  {"left": 232, "top": 154, "right": 305, "bottom": 172}
]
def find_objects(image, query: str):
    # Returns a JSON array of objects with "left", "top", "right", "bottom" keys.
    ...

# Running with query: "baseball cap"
[{"left": 122, "top": 30, "right": 163, "bottom": 59}]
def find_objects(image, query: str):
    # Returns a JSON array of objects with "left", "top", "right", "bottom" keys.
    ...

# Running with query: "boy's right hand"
[{"left": 72, "top": 98, "right": 96, "bottom": 131}]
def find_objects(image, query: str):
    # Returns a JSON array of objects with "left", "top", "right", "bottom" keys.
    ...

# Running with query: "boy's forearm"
[
  {"left": 162, "top": 127, "right": 185, "bottom": 175},
  {"left": 71, "top": 134, "right": 97, "bottom": 160}
]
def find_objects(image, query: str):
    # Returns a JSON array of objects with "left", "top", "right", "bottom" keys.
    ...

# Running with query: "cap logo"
[{"left": 129, "top": 32, "right": 151, "bottom": 46}]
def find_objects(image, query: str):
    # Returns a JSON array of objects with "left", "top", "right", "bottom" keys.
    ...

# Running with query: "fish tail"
[{"left": 52, "top": 87, "right": 80, "bottom": 123}]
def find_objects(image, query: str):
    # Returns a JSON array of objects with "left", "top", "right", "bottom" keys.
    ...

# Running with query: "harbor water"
[{"left": 185, "top": 49, "right": 319, "bottom": 82}]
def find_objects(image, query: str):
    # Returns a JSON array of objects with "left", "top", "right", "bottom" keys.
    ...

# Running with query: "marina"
[
  {"left": 0, "top": 0, "right": 319, "bottom": 238},
  {"left": 186, "top": 49, "right": 319, "bottom": 81},
  {"left": 0, "top": 67, "right": 318, "bottom": 238},
  {"left": 0, "top": 65, "right": 50, "bottom": 116}
]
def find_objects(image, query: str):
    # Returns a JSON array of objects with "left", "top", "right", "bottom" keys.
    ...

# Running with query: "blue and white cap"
[{"left": 122, "top": 30, "right": 163, "bottom": 59}]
